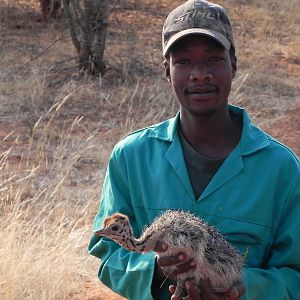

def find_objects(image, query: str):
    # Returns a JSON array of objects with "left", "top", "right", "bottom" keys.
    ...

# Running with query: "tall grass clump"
[
  {"left": 0, "top": 75, "right": 179, "bottom": 300},
  {"left": 0, "top": 195, "right": 91, "bottom": 300},
  {"left": 0, "top": 91, "right": 104, "bottom": 300}
]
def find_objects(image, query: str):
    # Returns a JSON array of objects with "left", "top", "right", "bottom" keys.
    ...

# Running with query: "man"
[{"left": 88, "top": 1, "right": 300, "bottom": 299}]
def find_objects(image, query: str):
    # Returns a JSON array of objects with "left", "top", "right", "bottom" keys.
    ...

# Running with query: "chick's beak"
[{"left": 93, "top": 228, "right": 105, "bottom": 236}]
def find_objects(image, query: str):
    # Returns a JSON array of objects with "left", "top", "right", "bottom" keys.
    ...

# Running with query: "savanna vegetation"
[{"left": 0, "top": 0, "right": 299, "bottom": 299}]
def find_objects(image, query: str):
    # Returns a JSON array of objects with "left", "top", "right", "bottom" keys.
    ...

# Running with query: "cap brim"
[{"left": 163, "top": 28, "right": 230, "bottom": 57}]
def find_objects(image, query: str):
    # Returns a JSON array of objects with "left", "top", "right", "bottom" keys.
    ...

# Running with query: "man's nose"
[{"left": 188, "top": 63, "right": 213, "bottom": 81}]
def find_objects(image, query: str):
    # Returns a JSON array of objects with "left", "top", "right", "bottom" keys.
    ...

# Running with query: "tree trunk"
[
  {"left": 62, "top": 0, "right": 81, "bottom": 53},
  {"left": 90, "top": 0, "right": 109, "bottom": 74},
  {"left": 40, "top": 0, "right": 61, "bottom": 20},
  {"left": 63, "top": 0, "right": 109, "bottom": 76}
]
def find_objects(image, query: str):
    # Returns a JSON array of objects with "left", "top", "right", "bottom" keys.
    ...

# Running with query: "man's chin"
[{"left": 189, "top": 107, "right": 217, "bottom": 117}]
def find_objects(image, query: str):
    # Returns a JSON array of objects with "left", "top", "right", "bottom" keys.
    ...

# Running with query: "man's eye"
[
  {"left": 210, "top": 57, "right": 224, "bottom": 62},
  {"left": 176, "top": 59, "right": 190, "bottom": 64}
]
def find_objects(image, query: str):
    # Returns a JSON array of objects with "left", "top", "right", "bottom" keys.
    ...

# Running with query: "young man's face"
[{"left": 164, "top": 35, "right": 236, "bottom": 118}]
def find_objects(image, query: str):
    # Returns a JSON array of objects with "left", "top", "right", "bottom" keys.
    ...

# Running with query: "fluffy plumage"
[{"left": 94, "top": 210, "right": 243, "bottom": 297}]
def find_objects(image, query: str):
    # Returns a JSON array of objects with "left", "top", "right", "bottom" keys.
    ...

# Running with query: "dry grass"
[
  {"left": 0, "top": 92, "right": 104, "bottom": 299},
  {"left": 0, "top": 196, "right": 90, "bottom": 299},
  {"left": 0, "top": 0, "right": 299, "bottom": 299}
]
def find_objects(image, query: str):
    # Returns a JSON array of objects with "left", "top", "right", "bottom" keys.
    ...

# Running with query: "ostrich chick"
[{"left": 94, "top": 210, "right": 244, "bottom": 298}]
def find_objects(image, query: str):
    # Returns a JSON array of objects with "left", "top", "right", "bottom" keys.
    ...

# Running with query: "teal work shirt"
[{"left": 88, "top": 105, "right": 300, "bottom": 300}]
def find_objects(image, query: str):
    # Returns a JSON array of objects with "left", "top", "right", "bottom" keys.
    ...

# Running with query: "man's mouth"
[{"left": 185, "top": 85, "right": 218, "bottom": 97}]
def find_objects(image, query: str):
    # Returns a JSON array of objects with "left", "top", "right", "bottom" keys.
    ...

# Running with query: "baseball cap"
[{"left": 162, "top": 0, "right": 234, "bottom": 57}]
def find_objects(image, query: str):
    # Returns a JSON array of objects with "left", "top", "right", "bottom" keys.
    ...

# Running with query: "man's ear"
[
  {"left": 231, "top": 56, "right": 237, "bottom": 79},
  {"left": 164, "top": 60, "right": 171, "bottom": 82}
]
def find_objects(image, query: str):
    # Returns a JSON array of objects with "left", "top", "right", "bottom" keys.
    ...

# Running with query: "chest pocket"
[{"left": 211, "top": 216, "right": 273, "bottom": 268}]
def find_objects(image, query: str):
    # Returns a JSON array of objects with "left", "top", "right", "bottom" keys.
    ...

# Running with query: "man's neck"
[{"left": 179, "top": 111, "right": 242, "bottom": 159}]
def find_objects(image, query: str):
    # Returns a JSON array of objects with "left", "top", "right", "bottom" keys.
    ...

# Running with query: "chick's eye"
[{"left": 111, "top": 225, "right": 119, "bottom": 231}]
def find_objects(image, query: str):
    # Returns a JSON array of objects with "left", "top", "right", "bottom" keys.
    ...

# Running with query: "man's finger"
[
  {"left": 154, "top": 240, "right": 168, "bottom": 252},
  {"left": 169, "top": 285, "right": 176, "bottom": 294},
  {"left": 228, "top": 281, "right": 245, "bottom": 299},
  {"left": 214, "top": 281, "right": 245, "bottom": 299},
  {"left": 157, "top": 252, "right": 187, "bottom": 267},
  {"left": 199, "top": 279, "right": 245, "bottom": 299},
  {"left": 169, "top": 284, "right": 183, "bottom": 300},
  {"left": 186, "top": 280, "right": 203, "bottom": 300},
  {"left": 173, "top": 259, "right": 196, "bottom": 276}
]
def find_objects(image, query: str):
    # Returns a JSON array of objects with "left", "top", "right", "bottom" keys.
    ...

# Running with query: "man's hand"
[
  {"left": 153, "top": 241, "right": 196, "bottom": 281},
  {"left": 169, "top": 280, "right": 245, "bottom": 300},
  {"left": 153, "top": 241, "right": 245, "bottom": 299}
]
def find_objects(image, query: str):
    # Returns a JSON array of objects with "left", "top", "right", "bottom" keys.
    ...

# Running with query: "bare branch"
[{"left": 24, "top": 34, "right": 71, "bottom": 65}]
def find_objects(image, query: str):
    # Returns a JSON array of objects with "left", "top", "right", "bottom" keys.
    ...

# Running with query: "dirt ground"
[
  {"left": 266, "top": 102, "right": 300, "bottom": 156},
  {"left": 71, "top": 278, "right": 125, "bottom": 300}
]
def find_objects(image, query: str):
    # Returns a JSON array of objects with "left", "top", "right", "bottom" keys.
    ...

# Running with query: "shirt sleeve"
[
  {"left": 87, "top": 147, "right": 157, "bottom": 300},
  {"left": 242, "top": 177, "right": 300, "bottom": 299}
]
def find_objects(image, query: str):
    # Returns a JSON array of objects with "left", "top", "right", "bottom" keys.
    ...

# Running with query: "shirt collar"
[{"left": 148, "top": 105, "right": 270, "bottom": 155}]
